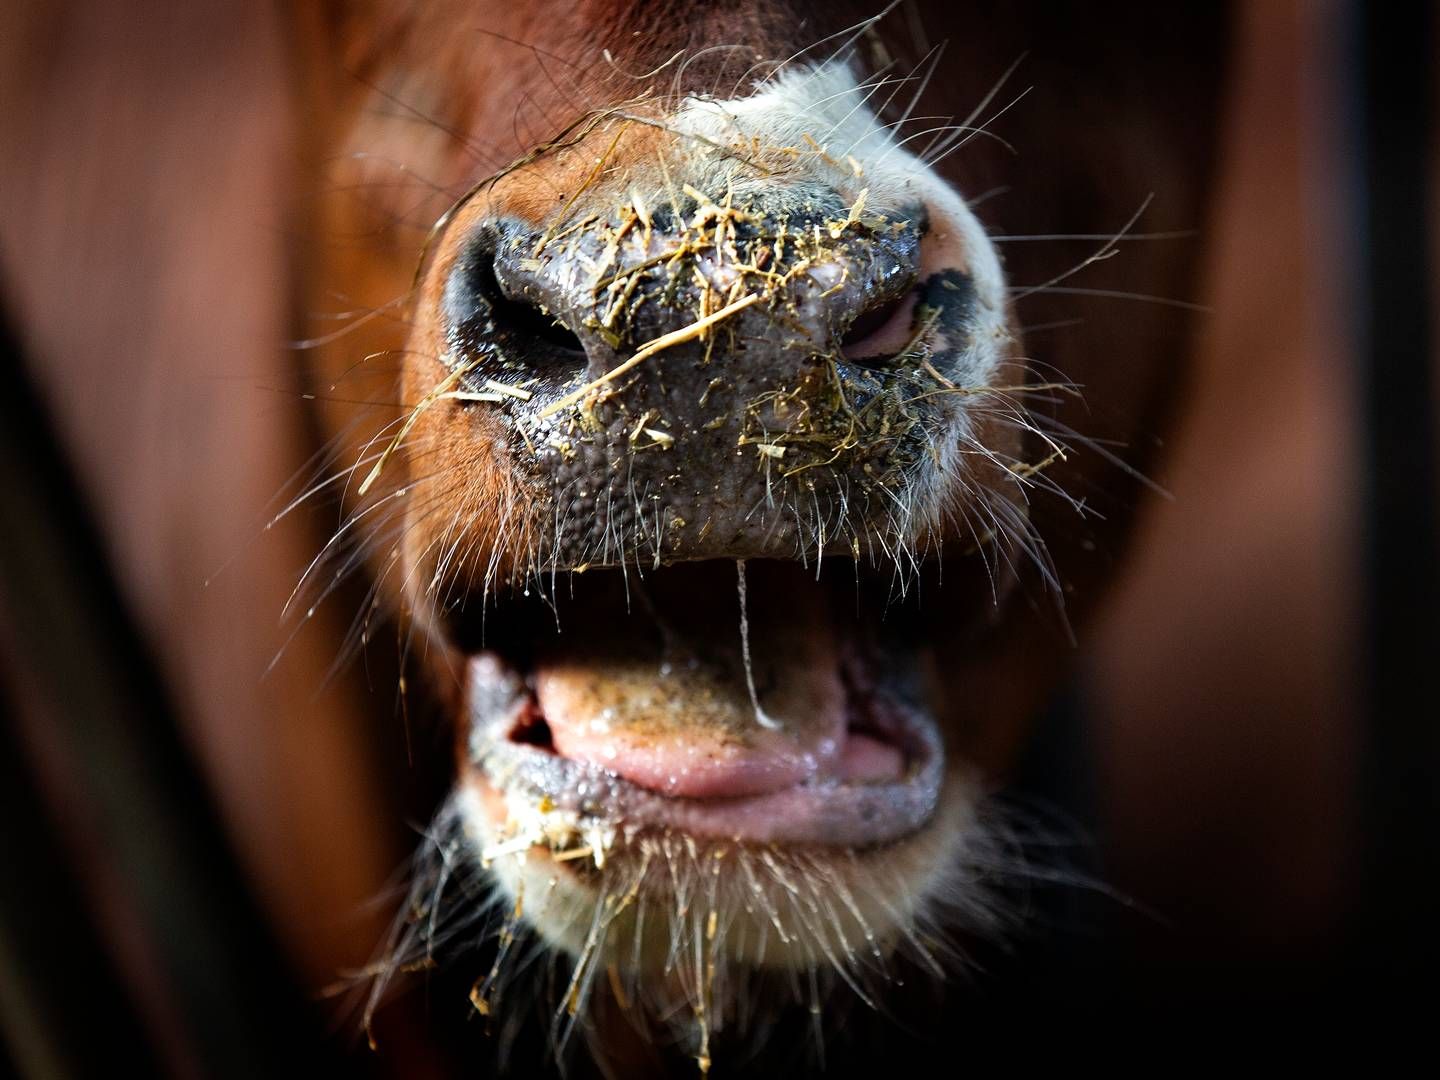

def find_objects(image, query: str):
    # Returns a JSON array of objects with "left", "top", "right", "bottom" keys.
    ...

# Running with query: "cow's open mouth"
[{"left": 459, "top": 558, "right": 946, "bottom": 852}]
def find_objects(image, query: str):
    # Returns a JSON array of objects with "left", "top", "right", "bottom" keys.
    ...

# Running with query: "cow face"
[{"left": 301, "top": 0, "right": 1223, "bottom": 1068}]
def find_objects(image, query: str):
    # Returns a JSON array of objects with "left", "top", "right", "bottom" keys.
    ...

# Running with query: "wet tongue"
[{"left": 533, "top": 567, "right": 849, "bottom": 799}]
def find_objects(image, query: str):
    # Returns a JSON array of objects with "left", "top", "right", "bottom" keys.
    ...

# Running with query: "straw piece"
[{"left": 537, "top": 293, "right": 761, "bottom": 419}]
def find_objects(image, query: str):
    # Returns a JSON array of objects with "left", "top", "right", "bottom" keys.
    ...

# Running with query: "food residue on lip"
[{"left": 482, "top": 787, "right": 616, "bottom": 872}]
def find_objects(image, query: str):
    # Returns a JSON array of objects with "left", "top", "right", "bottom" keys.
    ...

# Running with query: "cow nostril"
[
  {"left": 839, "top": 292, "right": 913, "bottom": 363},
  {"left": 490, "top": 291, "right": 585, "bottom": 354},
  {"left": 464, "top": 245, "right": 586, "bottom": 356}
]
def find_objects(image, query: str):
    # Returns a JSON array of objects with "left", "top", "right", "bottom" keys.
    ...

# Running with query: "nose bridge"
[{"left": 492, "top": 191, "right": 921, "bottom": 384}]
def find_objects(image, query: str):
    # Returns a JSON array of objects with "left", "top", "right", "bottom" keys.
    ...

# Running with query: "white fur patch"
[
  {"left": 674, "top": 61, "right": 1007, "bottom": 327},
  {"left": 672, "top": 62, "right": 1014, "bottom": 534}
]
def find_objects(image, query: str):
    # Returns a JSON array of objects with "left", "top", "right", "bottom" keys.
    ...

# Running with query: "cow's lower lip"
[{"left": 464, "top": 653, "right": 943, "bottom": 849}]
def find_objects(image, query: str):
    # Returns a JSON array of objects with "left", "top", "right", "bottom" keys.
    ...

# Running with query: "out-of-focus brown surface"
[
  {"left": 0, "top": 1, "right": 400, "bottom": 989},
  {"left": 1089, "top": 0, "right": 1359, "bottom": 971}
]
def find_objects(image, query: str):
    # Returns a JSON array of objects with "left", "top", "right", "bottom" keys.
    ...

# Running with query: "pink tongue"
[
  {"left": 535, "top": 651, "right": 850, "bottom": 798},
  {"left": 533, "top": 583, "right": 854, "bottom": 798}
]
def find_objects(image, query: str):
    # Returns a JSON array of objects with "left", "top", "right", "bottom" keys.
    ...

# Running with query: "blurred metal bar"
[
  {"left": 1347, "top": 0, "right": 1440, "bottom": 981},
  {"left": 0, "top": 302, "right": 337, "bottom": 1077}
]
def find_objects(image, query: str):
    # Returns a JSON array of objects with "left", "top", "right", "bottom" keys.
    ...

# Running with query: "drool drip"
[
  {"left": 736, "top": 559, "right": 781, "bottom": 731},
  {"left": 529, "top": 560, "right": 848, "bottom": 798}
]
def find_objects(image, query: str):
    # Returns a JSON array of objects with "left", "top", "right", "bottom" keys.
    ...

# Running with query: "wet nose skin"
[
  {"left": 496, "top": 198, "right": 919, "bottom": 378},
  {"left": 444, "top": 193, "right": 922, "bottom": 385},
  {"left": 438, "top": 192, "right": 967, "bottom": 568}
]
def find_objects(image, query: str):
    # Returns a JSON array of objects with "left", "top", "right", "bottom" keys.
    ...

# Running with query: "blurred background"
[{"left": 1, "top": 1, "right": 1436, "bottom": 1075}]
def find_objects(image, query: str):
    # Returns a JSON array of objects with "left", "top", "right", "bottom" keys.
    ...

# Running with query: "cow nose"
[
  {"left": 432, "top": 191, "right": 982, "bottom": 565},
  {"left": 442, "top": 194, "right": 925, "bottom": 390}
]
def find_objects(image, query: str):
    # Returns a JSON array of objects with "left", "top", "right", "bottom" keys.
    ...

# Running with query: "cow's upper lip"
[{"left": 458, "top": 559, "right": 946, "bottom": 850}]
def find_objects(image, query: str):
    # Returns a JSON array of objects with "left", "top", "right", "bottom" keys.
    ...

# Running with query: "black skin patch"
[
  {"left": 913, "top": 268, "right": 982, "bottom": 386},
  {"left": 919, "top": 269, "right": 979, "bottom": 343}
]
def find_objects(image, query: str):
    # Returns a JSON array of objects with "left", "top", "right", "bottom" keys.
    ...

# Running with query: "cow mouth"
[{"left": 460, "top": 558, "right": 947, "bottom": 853}]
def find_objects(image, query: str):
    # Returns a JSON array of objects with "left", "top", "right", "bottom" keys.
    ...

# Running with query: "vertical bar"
[{"left": 1348, "top": 0, "right": 1440, "bottom": 981}]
